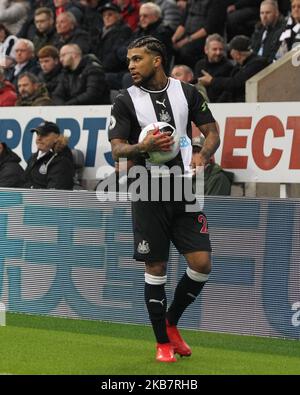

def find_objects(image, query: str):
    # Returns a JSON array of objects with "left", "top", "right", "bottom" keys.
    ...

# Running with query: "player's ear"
[{"left": 153, "top": 55, "right": 162, "bottom": 67}]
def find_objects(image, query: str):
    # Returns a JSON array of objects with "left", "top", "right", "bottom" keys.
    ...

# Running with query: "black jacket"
[
  {"left": 211, "top": 53, "right": 270, "bottom": 102},
  {"left": 234, "top": 0, "right": 262, "bottom": 8},
  {"left": 32, "top": 28, "right": 58, "bottom": 54},
  {"left": 0, "top": 144, "right": 25, "bottom": 187},
  {"left": 52, "top": 54, "right": 110, "bottom": 105},
  {"left": 194, "top": 57, "right": 234, "bottom": 102},
  {"left": 53, "top": 27, "right": 91, "bottom": 54},
  {"left": 23, "top": 145, "right": 74, "bottom": 190},
  {"left": 38, "top": 64, "right": 63, "bottom": 97},
  {"left": 251, "top": 17, "right": 285, "bottom": 62},
  {"left": 93, "top": 20, "right": 132, "bottom": 72}
]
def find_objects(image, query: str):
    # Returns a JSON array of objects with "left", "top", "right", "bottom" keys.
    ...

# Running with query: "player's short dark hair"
[{"left": 127, "top": 36, "right": 167, "bottom": 68}]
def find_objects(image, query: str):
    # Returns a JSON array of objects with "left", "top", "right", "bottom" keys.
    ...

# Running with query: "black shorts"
[{"left": 132, "top": 200, "right": 212, "bottom": 262}]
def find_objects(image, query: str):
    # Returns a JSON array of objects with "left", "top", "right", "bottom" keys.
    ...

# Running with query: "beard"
[{"left": 133, "top": 69, "right": 156, "bottom": 88}]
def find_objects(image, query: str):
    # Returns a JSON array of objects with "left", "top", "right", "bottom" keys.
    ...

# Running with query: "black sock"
[
  {"left": 167, "top": 272, "right": 206, "bottom": 326},
  {"left": 145, "top": 282, "right": 169, "bottom": 344}
]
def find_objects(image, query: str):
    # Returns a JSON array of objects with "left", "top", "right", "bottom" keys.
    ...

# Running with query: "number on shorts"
[{"left": 198, "top": 214, "right": 208, "bottom": 234}]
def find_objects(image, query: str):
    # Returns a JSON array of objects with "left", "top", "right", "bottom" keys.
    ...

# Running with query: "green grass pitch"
[{"left": 0, "top": 313, "right": 299, "bottom": 375}]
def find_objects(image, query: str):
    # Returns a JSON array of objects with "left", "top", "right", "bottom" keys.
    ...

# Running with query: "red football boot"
[
  {"left": 156, "top": 342, "right": 177, "bottom": 362},
  {"left": 166, "top": 320, "right": 192, "bottom": 357}
]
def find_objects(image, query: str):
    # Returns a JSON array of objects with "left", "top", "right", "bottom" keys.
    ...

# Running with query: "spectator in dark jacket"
[
  {"left": 94, "top": 3, "right": 132, "bottom": 71},
  {"left": 23, "top": 121, "right": 74, "bottom": 190},
  {"left": 53, "top": 11, "right": 91, "bottom": 54},
  {"left": 0, "top": 142, "right": 25, "bottom": 187},
  {"left": 5, "top": 39, "right": 41, "bottom": 87},
  {"left": 226, "top": 0, "right": 263, "bottom": 41},
  {"left": 172, "top": 0, "right": 227, "bottom": 68},
  {"left": 93, "top": 2, "right": 132, "bottom": 90},
  {"left": 16, "top": 72, "right": 53, "bottom": 106},
  {"left": 37, "top": 45, "right": 62, "bottom": 97},
  {"left": 194, "top": 33, "right": 234, "bottom": 102},
  {"left": 80, "top": 0, "right": 105, "bottom": 42},
  {"left": 199, "top": 35, "right": 270, "bottom": 102},
  {"left": 0, "top": 66, "right": 17, "bottom": 106},
  {"left": 251, "top": 0, "right": 285, "bottom": 62},
  {"left": 52, "top": 43, "right": 110, "bottom": 105},
  {"left": 32, "top": 7, "right": 58, "bottom": 54}
]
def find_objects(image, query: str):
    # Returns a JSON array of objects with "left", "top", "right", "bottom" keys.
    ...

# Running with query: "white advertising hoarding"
[{"left": 0, "top": 102, "right": 299, "bottom": 183}]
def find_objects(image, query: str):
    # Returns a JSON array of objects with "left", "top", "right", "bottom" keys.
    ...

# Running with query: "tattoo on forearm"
[{"left": 112, "top": 142, "right": 142, "bottom": 160}]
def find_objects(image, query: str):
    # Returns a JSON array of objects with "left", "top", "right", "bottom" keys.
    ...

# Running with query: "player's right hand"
[{"left": 140, "top": 129, "right": 174, "bottom": 153}]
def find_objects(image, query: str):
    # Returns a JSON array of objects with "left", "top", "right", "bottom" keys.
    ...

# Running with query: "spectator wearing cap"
[
  {"left": 251, "top": 0, "right": 285, "bottom": 62},
  {"left": 194, "top": 34, "right": 234, "bottom": 102},
  {"left": 92, "top": 2, "right": 132, "bottom": 90},
  {"left": 53, "top": 11, "right": 91, "bottom": 54},
  {"left": 199, "top": 35, "right": 270, "bottom": 102},
  {"left": 0, "top": 66, "right": 17, "bottom": 106},
  {"left": 0, "top": 142, "right": 25, "bottom": 187},
  {"left": 16, "top": 71, "right": 53, "bottom": 106},
  {"left": 23, "top": 121, "right": 74, "bottom": 190},
  {"left": 52, "top": 43, "right": 110, "bottom": 105},
  {"left": 192, "top": 135, "right": 233, "bottom": 196},
  {"left": 37, "top": 45, "right": 62, "bottom": 97}
]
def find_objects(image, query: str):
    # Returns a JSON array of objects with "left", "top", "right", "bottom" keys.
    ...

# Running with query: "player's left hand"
[{"left": 190, "top": 151, "right": 209, "bottom": 175}]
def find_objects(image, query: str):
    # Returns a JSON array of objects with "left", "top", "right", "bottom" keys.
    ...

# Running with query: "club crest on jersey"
[
  {"left": 137, "top": 240, "right": 150, "bottom": 254},
  {"left": 159, "top": 110, "right": 171, "bottom": 123}
]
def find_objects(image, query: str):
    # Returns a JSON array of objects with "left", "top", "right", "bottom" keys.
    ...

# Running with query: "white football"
[{"left": 138, "top": 122, "right": 180, "bottom": 164}]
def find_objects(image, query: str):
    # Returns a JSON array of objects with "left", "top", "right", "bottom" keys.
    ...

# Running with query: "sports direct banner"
[
  {"left": 0, "top": 189, "right": 300, "bottom": 340},
  {"left": 0, "top": 102, "right": 299, "bottom": 183}
]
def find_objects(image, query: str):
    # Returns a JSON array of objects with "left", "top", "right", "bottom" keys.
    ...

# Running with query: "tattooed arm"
[
  {"left": 191, "top": 122, "right": 220, "bottom": 169},
  {"left": 111, "top": 130, "right": 174, "bottom": 161}
]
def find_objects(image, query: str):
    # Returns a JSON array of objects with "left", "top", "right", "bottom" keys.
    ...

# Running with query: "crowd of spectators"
[
  {"left": 0, "top": 0, "right": 297, "bottom": 107},
  {"left": 0, "top": 0, "right": 297, "bottom": 194}
]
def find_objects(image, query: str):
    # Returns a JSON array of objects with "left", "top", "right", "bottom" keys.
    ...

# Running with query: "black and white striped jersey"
[{"left": 108, "top": 77, "right": 215, "bottom": 170}]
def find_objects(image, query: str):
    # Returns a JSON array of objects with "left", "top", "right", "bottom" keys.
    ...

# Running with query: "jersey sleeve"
[
  {"left": 188, "top": 85, "right": 216, "bottom": 127},
  {"left": 108, "top": 94, "right": 132, "bottom": 141}
]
